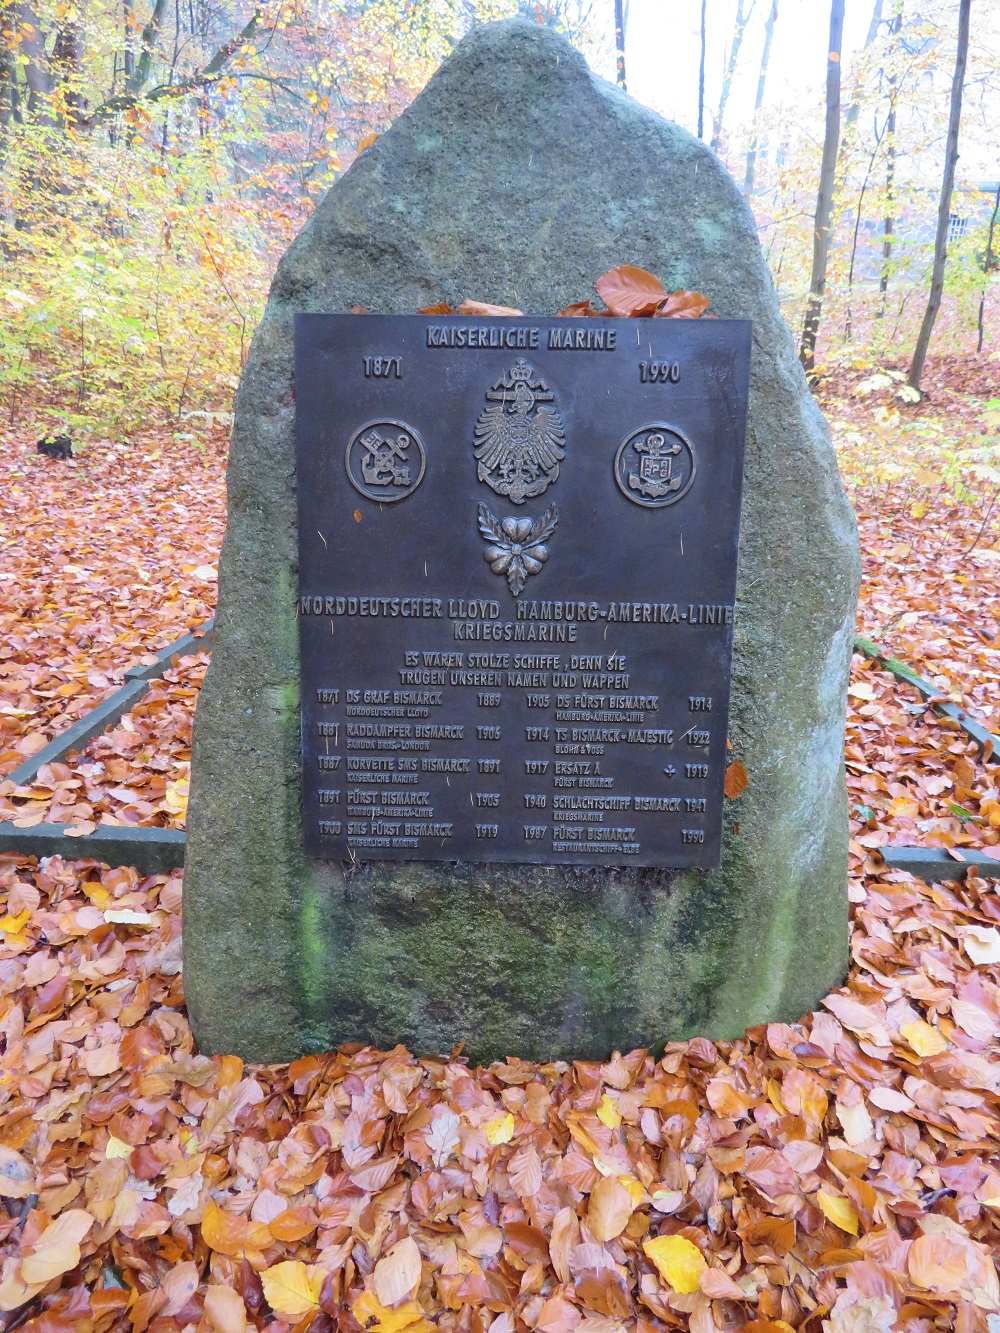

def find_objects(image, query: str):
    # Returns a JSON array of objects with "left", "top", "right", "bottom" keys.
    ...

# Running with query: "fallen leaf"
[
  {"left": 588, "top": 1176, "right": 634, "bottom": 1241},
  {"left": 724, "top": 759, "right": 749, "bottom": 798},
  {"left": 351, "top": 1290, "right": 428, "bottom": 1333},
  {"left": 373, "top": 1236, "right": 422, "bottom": 1307},
  {"left": 485, "top": 1112, "right": 515, "bottom": 1145},
  {"left": 817, "top": 1189, "right": 860, "bottom": 1235},
  {"left": 901, "top": 1019, "right": 948, "bottom": 1058},
  {"left": 961, "top": 926, "right": 1000, "bottom": 965},
  {"left": 596, "top": 1093, "right": 621, "bottom": 1129},
  {"left": 203, "top": 1284, "right": 248, "bottom": 1333},
  {"left": 595, "top": 264, "right": 667, "bottom": 317},
  {"left": 642, "top": 1234, "right": 707, "bottom": 1293},
  {"left": 21, "top": 1208, "right": 95, "bottom": 1285},
  {"left": 456, "top": 299, "right": 524, "bottom": 316},
  {"left": 260, "top": 1260, "right": 323, "bottom": 1317}
]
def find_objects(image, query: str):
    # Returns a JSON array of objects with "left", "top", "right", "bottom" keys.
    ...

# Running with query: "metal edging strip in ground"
[
  {"left": 881, "top": 846, "right": 999, "bottom": 881},
  {"left": 854, "top": 636, "right": 999, "bottom": 881},
  {"left": 0, "top": 822, "right": 186, "bottom": 873},
  {"left": 7, "top": 618, "right": 215, "bottom": 788},
  {"left": 853, "top": 634, "right": 998, "bottom": 763},
  {"left": 0, "top": 619, "right": 213, "bottom": 870}
]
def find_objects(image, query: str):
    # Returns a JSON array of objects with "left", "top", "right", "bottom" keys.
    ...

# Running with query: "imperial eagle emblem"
[{"left": 474, "top": 359, "right": 565, "bottom": 504}]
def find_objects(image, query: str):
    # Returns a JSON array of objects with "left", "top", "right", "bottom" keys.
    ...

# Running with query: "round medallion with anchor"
[
  {"left": 345, "top": 419, "right": 426, "bottom": 503},
  {"left": 614, "top": 424, "right": 696, "bottom": 508}
]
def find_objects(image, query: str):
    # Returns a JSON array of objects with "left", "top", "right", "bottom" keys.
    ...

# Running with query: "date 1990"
[{"left": 639, "top": 360, "right": 681, "bottom": 383}]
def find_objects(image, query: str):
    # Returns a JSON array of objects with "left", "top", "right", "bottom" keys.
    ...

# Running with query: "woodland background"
[
  {"left": 0, "top": 3, "right": 999, "bottom": 1331},
  {"left": 0, "top": 0, "right": 998, "bottom": 437}
]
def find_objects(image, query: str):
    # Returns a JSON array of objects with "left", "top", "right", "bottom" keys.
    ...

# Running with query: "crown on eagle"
[{"left": 508, "top": 359, "right": 534, "bottom": 383}]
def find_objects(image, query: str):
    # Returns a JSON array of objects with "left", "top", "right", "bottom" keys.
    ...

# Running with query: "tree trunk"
[
  {"left": 123, "top": 0, "right": 136, "bottom": 83},
  {"left": 877, "top": 6, "right": 902, "bottom": 320},
  {"left": 697, "top": 0, "right": 706, "bottom": 138},
  {"left": 906, "top": 0, "right": 972, "bottom": 392},
  {"left": 844, "top": 0, "right": 884, "bottom": 135},
  {"left": 613, "top": 0, "right": 626, "bottom": 91},
  {"left": 845, "top": 120, "right": 886, "bottom": 341},
  {"left": 799, "top": 0, "right": 845, "bottom": 374},
  {"left": 744, "top": 0, "right": 777, "bottom": 195},
  {"left": 976, "top": 184, "right": 999, "bottom": 354},
  {"left": 51, "top": 18, "right": 85, "bottom": 124},
  {"left": 711, "top": 0, "right": 754, "bottom": 154},
  {"left": 130, "top": 0, "right": 170, "bottom": 94},
  {"left": 0, "top": 39, "right": 18, "bottom": 128},
  {"left": 14, "top": 3, "right": 53, "bottom": 118}
]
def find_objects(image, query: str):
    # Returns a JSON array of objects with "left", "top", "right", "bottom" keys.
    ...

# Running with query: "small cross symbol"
[{"left": 662, "top": 765, "right": 676, "bottom": 778}]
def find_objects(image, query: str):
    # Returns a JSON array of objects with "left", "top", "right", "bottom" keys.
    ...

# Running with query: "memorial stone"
[{"left": 184, "top": 18, "right": 861, "bottom": 1063}]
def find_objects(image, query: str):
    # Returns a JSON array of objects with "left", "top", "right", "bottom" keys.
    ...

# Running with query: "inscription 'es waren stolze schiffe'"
[{"left": 294, "top": 314, "right": 751, "bottom": 869}]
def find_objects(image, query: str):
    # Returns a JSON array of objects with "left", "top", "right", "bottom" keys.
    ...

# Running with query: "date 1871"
[{"left": 362, "top": 355, "right": 402, "bottom": 378}]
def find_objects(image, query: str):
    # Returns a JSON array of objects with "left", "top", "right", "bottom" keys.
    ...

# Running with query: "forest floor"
[{"left": 0, "top": 357, "right": 997, "bottom": 1331}]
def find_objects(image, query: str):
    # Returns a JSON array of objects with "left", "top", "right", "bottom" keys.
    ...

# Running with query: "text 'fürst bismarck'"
[{"left": 294, "top": 313, "right": 750, "bottom": 868}]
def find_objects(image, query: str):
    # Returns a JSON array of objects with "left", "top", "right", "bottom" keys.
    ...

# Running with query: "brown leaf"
[
  {"left": 587, "top": 1176, "right": 634, "bottom": 1242},
  {"left": 456, "top": 299, "right": 524, "bottom": 316},
  {"left": 724, "top": 760, "right": 748, "bottom": 798},
  {"left": 594, "top": 264, "right": 667, "bottom": 317},
  {"left": 655, "top": 290, "right": 711, "bottom": 319},
  {"left": 508, "top": 1144, "right": 542, "bottom": 1198}
]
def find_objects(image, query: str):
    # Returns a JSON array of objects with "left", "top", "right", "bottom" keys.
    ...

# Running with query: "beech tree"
[
  {"left": 613, "top": 0, "right": 626, "bottom": 90},
  {"left": 907, "top": 0, "right": 973, "bottom": 391},
  {"left": 697, "top": 0, "right": 706, "bottom": 138},
  {"left": 977, "top": 183, "right": 999, "bottom": 353},
  {"left": 711, "top": 0, "right": 755, "bottom": 154},
  {"left": 744, "top": 0, "right": 778, "bottom": 195},
  {"left": 878, "top": 4, "right": 903, "bottom": 320},
  {"left": 799, "top": 0, "right": 845, "bottom": 373}
]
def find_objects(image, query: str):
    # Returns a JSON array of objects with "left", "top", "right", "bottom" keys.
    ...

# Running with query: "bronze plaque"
[{"left": 295, "top": 314, "right": 750, "bottom": 868}]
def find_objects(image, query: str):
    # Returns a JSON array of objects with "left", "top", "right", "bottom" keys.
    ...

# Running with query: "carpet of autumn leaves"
[{"left": 0, "top": 350, "right": 998, "bottom": 1332}]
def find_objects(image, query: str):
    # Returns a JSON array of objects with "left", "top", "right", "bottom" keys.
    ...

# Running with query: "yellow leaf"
[
  {"left": 596, "top": 1093, "right": 622, "bottom": 1129},
  {"left": 351, "top": 1291, "right": 428, "bottom": 1333},
  {"left": 642, "top": 1234, "right": 707, "bottom": 1293},
  {"left": 81, "top": 881, "right": 110, "bottom": 907},
  {"left": 105, "top": 1135, "right": 132, "bottom": 1159},
  {"left": 618, "top": 1174, "right": 645, "bottom": 1204},
  {"left": 817, "top": 1189, "right": 859, "bottom": 1235},
  {"left": 164, "top": 779, "right": 189, "bottom": 817},
  {"left": 910, "top": 501, "right": 928, "bottom": 519},
  {"left": 889, "top": 795, "right": 919, "bottom": 818},
  {"left": 766, "top": 1078, "right": 786, "bottom": 1114},
  {"left": 484, "top": 1112, "right": 514, "bottom": 1145},
  {"left": 260, "top": 1261, "right": 323, "bottom": 1318},
  {"left": 564, "top": 1112, "right": 600, "bottom": 1156},
  {"left": 0, "top": 910, "right": 29, "bottom": 935},
  {"left": 901, "top": 1020, "right": 948, "bottom": 1058},
  {"left": 21, "top": 1208, "right": 95, "bottom": 1285}
]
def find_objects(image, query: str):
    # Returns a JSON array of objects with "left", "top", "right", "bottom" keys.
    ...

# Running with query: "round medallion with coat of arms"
[{"left": 614, "top": 424, "right": 696, "bottom": 509}]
